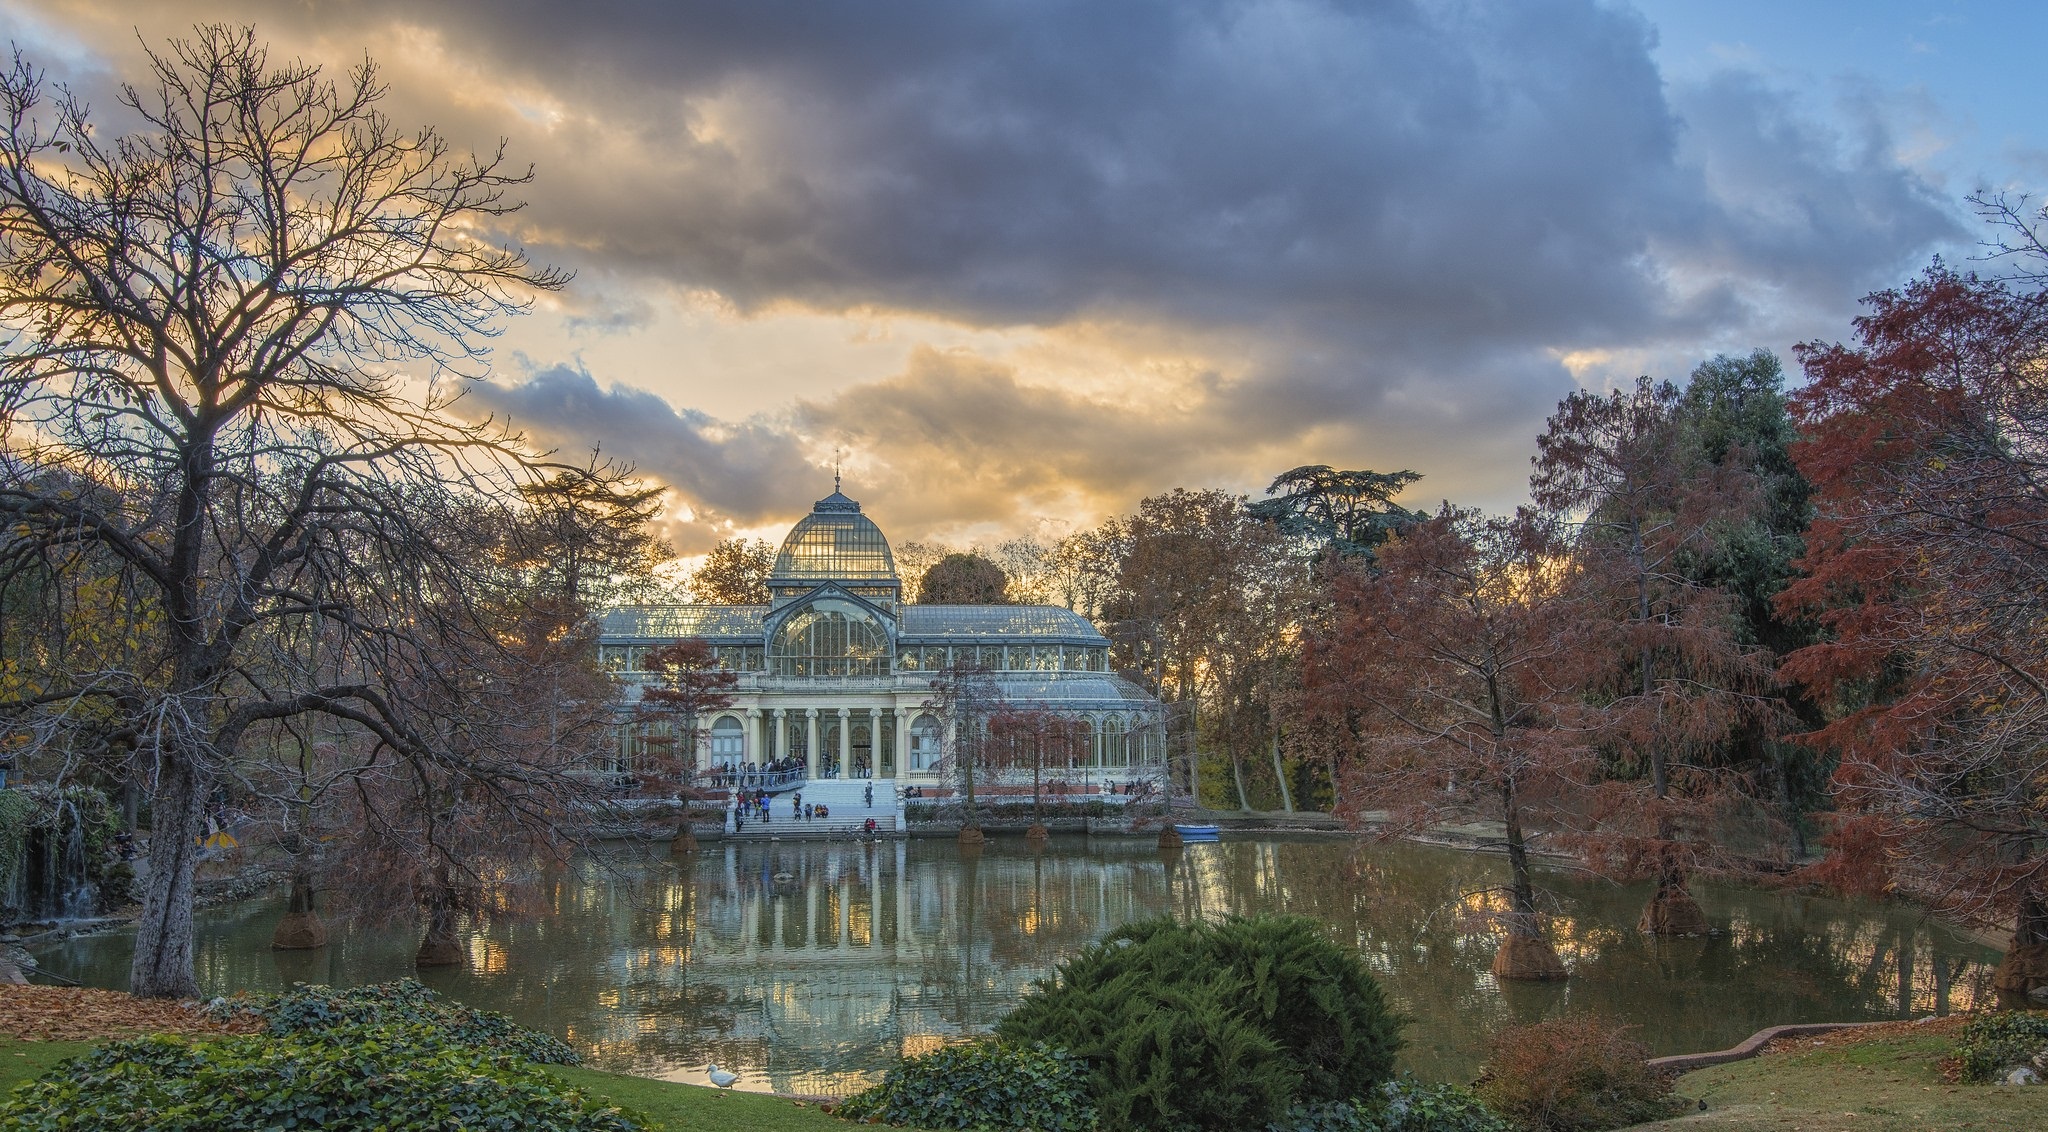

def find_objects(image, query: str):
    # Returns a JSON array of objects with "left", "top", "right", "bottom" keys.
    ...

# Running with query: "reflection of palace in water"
[
  {"left": 30, "top": 838, "right": 2006, "bottom": 1096},
  {"left": 543, "top": 839, "right": 2005, "bottom": 1095},
  {"left": 561, "top": 839, "right": 1191, "bottom": 1095}
]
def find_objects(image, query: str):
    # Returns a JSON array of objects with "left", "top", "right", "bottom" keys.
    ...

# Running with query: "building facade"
[{"left": 600, "top": 488, "right": 1165, "bottom": 795}]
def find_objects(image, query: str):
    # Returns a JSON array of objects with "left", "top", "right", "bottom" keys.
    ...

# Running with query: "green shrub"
[
  {"left": 1473, "top": 1017, "right": 1678, "bottom": 1132},
  {"left": 836, "top": 1040, "right": 1096, "bottom": 1132},
  {"left": 994, "top": 915, "right": 1406, "bottom": 1132},
  {"left": 1372, "top": 1077, "right": 1512, "bottom": 1132},
  {"left": 0, "top": 1025, "right": 641, "bottom": 1132},
  {"left": 1955, "top": 1011, "right": 2048, "bottom": 1082},
  {"left": 1262, "top": 1078, "right": 1509, "bottom": 1132},
  {"left": 205, "top": 978, "right": 580, "bottom": 1065}
]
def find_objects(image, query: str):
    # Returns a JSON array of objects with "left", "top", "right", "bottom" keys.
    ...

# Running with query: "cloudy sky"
[{"left": 4, "top": 1, "right": 2040, "bottom": 553}]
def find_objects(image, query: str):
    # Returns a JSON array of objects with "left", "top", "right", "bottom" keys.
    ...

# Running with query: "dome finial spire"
[{"left": 833, "top": 446, "right": 844, "bottom": 494}]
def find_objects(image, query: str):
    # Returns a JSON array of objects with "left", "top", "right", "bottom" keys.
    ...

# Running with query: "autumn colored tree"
[
  {"left": 313, "top": 591, "right": 621, "bottom": 966},
  {"left": 1303, "top": 507, "right": 1589, "bottom": 979},
  {"left": 638, "top": 638, "right": 740, "bottom": 786},
  {"left": 1669, "top": 351, "right": 1826, "bottom": 854},
  {"left": 690, "top": 537, "right": 776, "bottom": 604},
  {"left": 1777, "top": 262, "right": 2048, "bottom": 997},
  {"left": 917, "top": 552, "right": 1010, "bottom": 603},
  {"left": 987, "top": 706, "right": 1089, "bottom": 835},
  {"left": 1532, "top": 376, "right": 1776, "bottom": 935},
  {"left": 0, "top": 28, "right": 573, "bottom": 995},
  {"left": 1094, "top": 489, "right": 1310, "bottom": 811}
]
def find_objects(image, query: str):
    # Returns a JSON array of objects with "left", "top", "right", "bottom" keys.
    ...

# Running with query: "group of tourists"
[{"left": 706, "top": 758, "right": 804, "bottom": 789}]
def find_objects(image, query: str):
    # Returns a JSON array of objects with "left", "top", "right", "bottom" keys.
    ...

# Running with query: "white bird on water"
[{"left": 707, "top": 1064, "right": 739, "bottom": 1088}]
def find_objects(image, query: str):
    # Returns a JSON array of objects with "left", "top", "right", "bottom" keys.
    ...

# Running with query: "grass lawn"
[
  {"left": 0, "top": 1037, "right": 97, "bottom": 1093},
  {"left": 548, "top": 1065, "right": 855, "bottom": 1132},
  {"left": 1, "top": 1036, "right": 857, "bottom": 1132},
  {"left": 1631, "top": 1029, "right": 2048, "bottom": 1132}
]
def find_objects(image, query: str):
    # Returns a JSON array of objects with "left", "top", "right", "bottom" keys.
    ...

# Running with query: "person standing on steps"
[{"left": 864, "top": 783, "right": 873, "bottom": 807}]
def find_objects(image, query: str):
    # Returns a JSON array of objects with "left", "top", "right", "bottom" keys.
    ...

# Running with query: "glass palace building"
[{"left": 600, "top": 489, "right": 1165, "bottom": 793}]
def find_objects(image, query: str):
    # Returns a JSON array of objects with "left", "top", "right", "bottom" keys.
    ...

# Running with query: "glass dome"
[{"left": 770, "top": 490, "right": 899, "bottom": 585}]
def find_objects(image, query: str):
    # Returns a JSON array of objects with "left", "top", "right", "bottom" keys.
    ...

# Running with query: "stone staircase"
[{"left": 724, "top": 778, "right": 902, "bottom": 840}]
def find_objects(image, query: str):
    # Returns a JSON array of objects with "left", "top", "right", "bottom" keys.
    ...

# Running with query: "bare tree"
[
  {"left": 925, "top": 661, "right": 1003, "bottom": 844},
  {"left": 0, "top": 27, "right": 582, "bottom": 996}
]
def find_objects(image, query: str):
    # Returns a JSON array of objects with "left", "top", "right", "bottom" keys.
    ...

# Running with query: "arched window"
[
  {"left": 1102, "top": 717, "right": 1127, "bottom": 768},
  {"left": 769, "top": 599, "right": 891, "bottom": 676},
  {"left": 910, "top": 713, "right": 942, "bottom": 772},
  {"left": 710, "top": 716, "right": 744, "bottom": 761}
]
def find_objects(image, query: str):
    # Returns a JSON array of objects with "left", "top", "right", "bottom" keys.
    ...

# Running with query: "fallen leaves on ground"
[
  {"left": 1758, "top": 1015, "right": 1970, "bottom": 1058},
  {"left": 0, "top": 985, "right": 264, "bottom": 1042}
]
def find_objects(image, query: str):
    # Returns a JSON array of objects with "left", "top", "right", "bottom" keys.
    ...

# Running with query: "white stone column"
[
  {"left": 746, "top": 708, "right": 761, "bottom": 766},
  {"left": 773, "top": 708, "right": 787, "bottom": 763},
  {"left": 806, "top": 708, "right": 820, "bottom": 778},
  {"left": 837, "top": 707, "right": 851, "bottom": 778},
  {"left": 893, "top": 708, "right": 910, "bottom": 775},
  {"left": 868, "top": 707, "right": 881, "bottom": 777}
]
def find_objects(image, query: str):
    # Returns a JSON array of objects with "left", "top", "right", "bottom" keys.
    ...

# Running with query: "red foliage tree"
[
  {"left": 638, "top": 638, "right": 738, "bottom": 846},
  {"left": 1778, "top": 262, "right": 2048, "bottom": 996},
  {"left": 1532, "top": 377, "right": 1780, "bottom": 934},
  {"left": 987, "top": 706, "right": 1090, "bottom": 835},
  {"left": 1302, "top": 507, "right": 1591, "bottom": 980}
]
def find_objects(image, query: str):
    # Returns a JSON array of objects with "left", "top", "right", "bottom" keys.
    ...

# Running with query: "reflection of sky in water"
[{"left": 33, "top": 837, "right": 2000, "bottom": 1094}]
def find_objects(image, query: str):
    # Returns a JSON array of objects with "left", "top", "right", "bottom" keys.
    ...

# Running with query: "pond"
[{"left": 31, "top": 835, "right": 2001, "bottom": 1097}]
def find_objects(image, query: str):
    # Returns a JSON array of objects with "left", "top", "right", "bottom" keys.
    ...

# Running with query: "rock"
[
  {"left": 1491, "top": 932, "right": 1569, "bottom": 981},
  {"left": 1025, "top": 823, "right": 1049, "bottom": 843},
  {"left": 1157, "top": 826, "right": 1183, "bottom": 850},
  {"left": 671, "top": 825, "right": 699, "bottom": 855},
  {"left": 0, "top": 958, "right": 26, "bottom": 985},
  {"left": 2002, "top": 1067, "right": 2040, "bottom": 1087},
  {"left": 957, "top": 826, "right": 986, "bottom": 846}
]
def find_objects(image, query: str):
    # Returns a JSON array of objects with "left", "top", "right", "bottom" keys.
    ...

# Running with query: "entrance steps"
[{"left": 724, "top": 778, "right": 901, "bottom": 840}]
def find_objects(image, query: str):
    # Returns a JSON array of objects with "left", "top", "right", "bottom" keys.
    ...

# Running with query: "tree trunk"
[
  {"left": 128, "top": 751, "right": 206, "bottom": 998},
  {"left": 1491, "top": 783, "right": 1567, "bottom": 981},
  {"left": 1639, "top": 844, "right": 1710, "bottom": 936},
  {"left": 271, "top": 869, "right": 327, "bottom": 950},
  {"left": 1993, "top": 891, "right": 2048, "bottom": 1003},
  {"left": 416, "top": 883, "right": 465, "bottom": 967},
  {"left": 1770, "top": 742, "right": 1808, "bottom": 859},
  {"left": 1230, "top": 751, "right": 1252, "bottom": 811},
  {"left": 1269, "top": 734, "right": 1294, "bottom": 814}
]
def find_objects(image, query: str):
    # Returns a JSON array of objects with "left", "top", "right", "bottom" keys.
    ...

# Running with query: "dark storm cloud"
[
  {"left": 13, "top": 0, "right": 1971, "bottom": 528},
  {"left": 65, "top": 0, "right": 1959, "bottom": 343},
  {"left": 465, "top": 363, "right": 812, "bottom": 546}
]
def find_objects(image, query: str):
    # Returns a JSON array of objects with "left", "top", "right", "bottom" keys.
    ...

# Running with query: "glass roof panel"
[
  {"left": 898, "top": 605, "right": 1108, "bottom": 642},
  {"left": 600, "top": 605, "right": 766, "bottom": 640}
]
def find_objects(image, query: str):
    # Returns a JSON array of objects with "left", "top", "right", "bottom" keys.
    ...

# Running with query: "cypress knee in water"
[
  {"left": 270, "top": 871, "right": 327, "bottom": 950},
  {"left": 1491, "top": 931, "right": 1569, "bottom": 981}
]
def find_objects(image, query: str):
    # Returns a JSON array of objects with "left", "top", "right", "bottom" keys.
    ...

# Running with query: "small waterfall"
[{"left": 1, "top": 792, "right": 99, "bottom": 923}]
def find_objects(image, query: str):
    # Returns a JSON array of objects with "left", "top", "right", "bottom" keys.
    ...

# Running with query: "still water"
[{"left": 32, "top": 835, "right": 2000, "bottom": 1096}]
